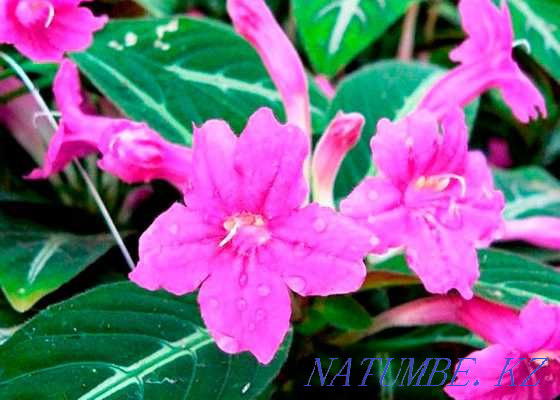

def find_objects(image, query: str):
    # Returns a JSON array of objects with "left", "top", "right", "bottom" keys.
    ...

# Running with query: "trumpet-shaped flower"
[
  {"left": 227, "top": 0, "right": 310, "bottom": 136},
  {"left": 0, "top": 0, "right": 107, "bottom": 62},
  {"left": 419, "top": 0, "right": 546, "bottom": 123},
  {"left": 28, "top": 60, "right": 192, "bottom": 190},
  {"left": 129, "top": 108, "right": 371, "bottom": 363},
  {"left": 445, "top": 298, "right": 560, "bottom": 399},
  {"left": 341, "top": 110, "right": 504, "bottom": 299}
]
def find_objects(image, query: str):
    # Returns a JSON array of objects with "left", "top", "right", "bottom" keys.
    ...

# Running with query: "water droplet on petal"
[
  {"left": 313, "top": 218, "right": 327, "bottom": 232},
  {"left": 368, "top": 190, "right": 379, "bottom": 201},
  {"left": 209, "top": 298, "right": 219, "bottom": 308},
  {"left": 239, "top": 273, "right": 248, "bottom": 287},
  {"left": 294, "top": 242, "right": 309, "bottom": 257},
  {"left": 237, "top": 298, "right": 247, "bottom": 311},
  {"left": 367, "top": 215, "right": 376, "bottom": 224},
  {"left": 255, "top": 309, "right": 266, "bottom": 321},
  {"left": 286, "top": 276, "right": 306, "bottom": 292},
  {"left": 169, "top": 224, "right": 179, "bottom": 234},
  {"left": 217, "top": 335, "right": 239, "bottom": 352},
  {"left": 369, "top": 235, "right": 380, "bottom": 247},
  {"left": 248, "top": 323, "right": 256, "bottom": 332},
  {"left": 257, "top": 284, "right": 270, "bottom": 297}
]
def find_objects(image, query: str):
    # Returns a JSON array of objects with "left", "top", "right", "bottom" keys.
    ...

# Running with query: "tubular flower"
[
  {"left": 418, "top": 0, "right": 546, "bottom": 123},
  {"left": 129, "top": 108, "right": 371, "bottom": 363},
  {"left": 341, "top": 109, "right": 504, "bottom": 299},
  {"left": 28, "top": 60, "right": 192, "bottom": 190},
  {"left": 311, "top": 112, "right": 364, "bottom": 207},
  {"left": 500, "top": 217, "right": 560, "bottom": 250},
  {"left": 0, "top": 0, "right": 107, "bottom": 62},
  {"left": 227, "top": 0, "right": 310, "bottom": 136},
  {"left": 445, "top": 298, "right": 560, "bottom": 399}
]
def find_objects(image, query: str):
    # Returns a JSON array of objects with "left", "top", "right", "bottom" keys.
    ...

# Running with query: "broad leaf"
[
  {"left": 493, "top": 166, "right": 560, "bottom": 219},
  {"left": 134, "top": 0, "right": 189, "bottom": 17},
  {"left": 73, "top": 17, "right": 328, "bottom": 146},
  {"left": 0, "top": 296, "right": 25, "bottom": 345},
  {"left": 371, "top": 248, "right": 560, "bottom": 309},
  {"left": 0, "top": 210, "right": 115, "bottom": 312},
  {"left": 507, "top": 0, "right": 560, "bottom": 83},
  {"left": 0, "top": 282, "right": 292, "bottom": 399},
  {"left": 328, "top": 60, "right": 479, "bottom": 199},
  {"left": 293, "top": 0, "right": 418, "bottom": 76},
  {"left": 317, "top": 296, "right": 371, "bottom": 331}
]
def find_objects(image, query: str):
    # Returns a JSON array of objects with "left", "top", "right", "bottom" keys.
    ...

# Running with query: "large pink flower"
[
  {"left": 129, "top": 108, "right": 371, "bottom": 363},
  {"left": 28, "top": 60, "right": 192, "bottom": 190},
  {"left": 227, "top": 0, "right": 310, "bottom": 136},
  {"left": 446, "top": 298, "right": 560, "bottom": 399},
  {"left": 0, "top": 0, "right": 107, "bottom": 62},
  {"left": 419, "top": 0, "right": 546, "bottom": 123},
  {"left": 341, "top": 109, "right": 504, "bottom": 299}
]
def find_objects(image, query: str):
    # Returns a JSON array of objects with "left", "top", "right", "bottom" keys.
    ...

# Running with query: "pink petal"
[
  {"left": 129, "top": 203, "right": 222, "bottom": 295},
  {"left": 501, "top": 217, "right": 560, "bottom": 250},
  {"left": 314, "top": 75, "right": 335, "bottom": 99},
  {"left": 227, "top": 0, "right": 310, "bottom": 136},
  {"left": 488, "top": 137, "right": 512, "bottom": 168},
  {"left": 372, "top": 111, "right": 441, "bottom": 189},
  {"left": 198, "top": 255, "right": 291, "bottom": 364},
  {"left": 405, "top": 216, "right": 479, "bottom": 299},
  {"left": 340, "top": 177, "right": 408, "bottom": 253},
  {"left": 311, "top": 112, "right": 364, "bottom": 206},
  {"left": 187, "top": 119, "right": 240, "bottom": 219},
  {"left": 268, "top": 203, "right": 370, "bottom": 296},
  {"left": 514, "top": 299, "right": 560, "bottom": 352},
  {"left": 234, "top": 108, "right": 309, "bottom": 218}
]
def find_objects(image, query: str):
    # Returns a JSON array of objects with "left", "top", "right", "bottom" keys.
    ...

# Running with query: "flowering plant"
[{"left": 0, "top": 0, "right": 559, "bottom": 399}]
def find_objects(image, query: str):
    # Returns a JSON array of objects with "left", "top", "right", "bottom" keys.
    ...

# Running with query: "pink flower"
[
  {"left": 418, "top": 0, "right": 546, "bottom": 123},
  {"left": 29, "top": 60, "right": 192, "bottom": 190},
  {"left": 445, "top": 298, "right": 560, "bottom": 399},
  {"left": 315, "top": 75, "right": 335, "bottom": 99},
  {"left": 129, "top": 108, "right": 371, "bottom": 363},
  {"left": 341, "top": 109, "right": 504, "bottom": 299},
  {"left": 0, "top": 0, "right": 107, "bottom": 62},
  {"left": 311, "top": 112, "right": 364, "bottom": 206},
  {"left": 500, "top": 217, "right": 560, "bottom": 250},
  {"left": 227, "top": 0, "right": 310, "bottom": 136}
]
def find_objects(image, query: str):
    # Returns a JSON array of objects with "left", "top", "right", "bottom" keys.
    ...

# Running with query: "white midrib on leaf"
[
  {"left": 509, "top": 0, "right": 560, "bottom": 53},
  {"left": 78, "top": 329, "right": 213, "bottom": 400},
  {"left": 503, "top": 191, "right": 560, "bottom": 219},
  {"left": 26, "top": 235, "right": 65, "bottom": 285}
]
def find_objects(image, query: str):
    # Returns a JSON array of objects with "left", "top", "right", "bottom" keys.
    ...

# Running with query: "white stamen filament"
[
  {"left": 219, "top": 220, "right": 240, "bottom": 247},
  {"left": 513, "top": 39, "right": 531, "bottom": 54},
  {"left": 44, "top": 3, "right": 55, "bottom": 28},
  {"left": 437, "top": 173, "right": 467, "bottom": 198}
]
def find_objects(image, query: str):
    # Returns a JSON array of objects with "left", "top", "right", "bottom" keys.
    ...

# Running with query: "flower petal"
[
  {"left": 198, "top": 255, "right": 291, "bottom": 364},
  {"left": 129, "top": 203, "right": 222, "bottom": 295},
  {"left": 269, "top": 203, "right": 370, "bottom": 296},
  {"left": 234, "top": 108, "right": 309, "bottom": 218}
]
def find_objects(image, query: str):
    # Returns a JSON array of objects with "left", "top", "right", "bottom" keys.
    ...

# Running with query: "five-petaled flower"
[
  {"left": 341, "top": 109, "right": 504, "bottom": 299},
  {"left": 0, "top": 0, "right": 107, "bottom": 62},
  {"left": 129, "top": 108, "right": 372, "bottom": 363},
  {"left": 445, "top": 298, "right": 560, "bottom": 399},
  {"left": 28, "top": 60, "right": 193, "bottom": 191},
  {"left": 418, "top": 0, "right": 547, "bottom": 123}
]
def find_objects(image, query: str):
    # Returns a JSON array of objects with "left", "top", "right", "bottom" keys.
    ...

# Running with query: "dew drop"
[
  {"left": 257, "top": 284, "right": 270, "bottom": 297},
  {"left": 248, "top": 323, "right": 256, "bottom": 332},
  {"left": 294, "top": 242, "right": 309, "bottom": 257},
  {"left": 369, "top": 235, "right": 380, "bottom": 247},
  {"left": 286, "top": 276, "right": 306, "bottom": 292},
  {"left": 367, "top": 215, "right": 376, "bottom": 224},
  {"left": 255, "top": 309, "right": 266, "bottom": 321},
  {"left": 209, "top": 298, "right": 219, "bottom": 308},
  {"left": 169, "top": 224, "right": 179, "bottom": 234},
  {"left": 239, "top": 273, "right": 248, "bottom": 287},
  {"left": 368, "top": 190, "right": 379, "bottom": 201},
  {"left": 237, "top": 298, "right": 248, "bottom": 311},
  {"left": 313, "top": 218, "right": 327, "bottom": 233},
  {"left": 241, "top": 382, "right": 251, "bottom": 394},
  {"left": 217, "top": 335, "right": 239, "bottom": 352}
]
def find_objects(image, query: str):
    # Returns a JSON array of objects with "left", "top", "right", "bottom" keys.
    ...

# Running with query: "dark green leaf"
[
  {"left": 73, "top": 17, "right": 328, "bottom": 146},
  {"left": 0, "top": 282, "right": 292, "bottom": 399},
  {"left": 317, "top": 296, "right": 371, "bottom": 331}
]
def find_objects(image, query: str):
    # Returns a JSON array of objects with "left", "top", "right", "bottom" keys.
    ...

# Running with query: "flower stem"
[
  {"left": 398, "top": 3, "right": 420, "bottom": 61},
  {"left": 0, "top": 51, "right": 135, "bottom": 270}
]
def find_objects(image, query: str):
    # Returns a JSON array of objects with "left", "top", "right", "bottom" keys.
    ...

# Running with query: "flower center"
[
  {"left": 109, "top": 130, "right": 162, "bottom": 164},
  {"left": 414, "top": 173, "right": 467, "bottom": 197},
  {"left": 219, "top": 213, "right": 270, "bottom": 249},
  {"left": 16, "top": 0, "right": 55, "bottom": 28}
]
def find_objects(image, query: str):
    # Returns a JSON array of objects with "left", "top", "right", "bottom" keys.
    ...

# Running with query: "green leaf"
[
  {"left": 493, "top": 166, "right": 560, "bottom": 219},
  {"left": 0, "top": 210, "right": 115, "bottom": 312},
  {"left": 0, "top": 282, "right": 291, "bottom": 399},
  {"left": 507, "top": 0, "right": 560, "bottom": 83},
  {"left": 0, "top": 296, "right": 25, "bottom": 345},
  {"left": 360, "top": 325, "right": 486, "bottom": 352},
  {"left": 372, "top": 248, "right": 560, "bottom": 309},
  {"left": 134, "top": 0, "right": 189, "bottom": 17},
  {"left": 317, "top": 296, "right": 371, "bottom": 330},
  {"left": 328, "top": 61, "right": 479, "bottom": 199},
  {"left": 72, "top": 17, "right": 328, "bottom": 146},
  {"left": 293, "top": 0, "right": 419, "bottom": 76}
]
